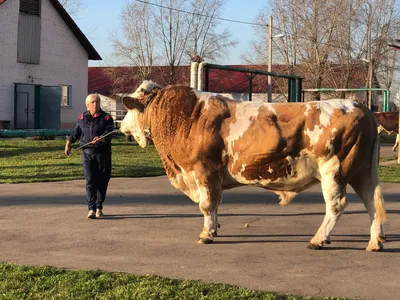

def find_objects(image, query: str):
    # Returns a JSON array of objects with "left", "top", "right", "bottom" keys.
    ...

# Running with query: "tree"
[
  {"left": 185, "top": 0, "right": 237, "bottom": 63},
  {"left": 153, "top": 0, "right": 190, "bottom": 83},
  {"left": 110, "top": 1, "right": 158, "bottom": 81},
  {"left": 59, "top": 0, "right": 84, "bottom": 16},
  {"left": 248, "top": 0, "right": 400, "bottom": 103},
  {"left": 108, "top": 0, "right": 237, "bottom": 85}
]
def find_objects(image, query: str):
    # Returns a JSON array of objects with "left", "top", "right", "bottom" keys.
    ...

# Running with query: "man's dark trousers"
[{"left": 82, "top": 148, "right": 111, "bottom": 211}]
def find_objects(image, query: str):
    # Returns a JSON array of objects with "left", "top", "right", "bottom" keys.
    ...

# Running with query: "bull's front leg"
[{"left": 197, "top": 187, "right": 222, "bottom": 244}]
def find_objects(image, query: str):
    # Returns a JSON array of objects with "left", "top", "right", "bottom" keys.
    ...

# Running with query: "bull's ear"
[{"left": 122, "top": 97, "right": 145, "bottom": 111}]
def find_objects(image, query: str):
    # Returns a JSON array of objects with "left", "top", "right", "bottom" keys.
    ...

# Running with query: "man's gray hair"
[{"left": 85, "top": 93, "right": 101, "bottom": 106}]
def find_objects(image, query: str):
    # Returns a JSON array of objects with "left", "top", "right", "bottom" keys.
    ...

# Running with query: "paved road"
[{"left": 0, "top": 145, "right": 399, "bottom": 300}]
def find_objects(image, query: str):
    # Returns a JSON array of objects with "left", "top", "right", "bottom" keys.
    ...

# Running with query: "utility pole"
[
  {"left": 367, "top": 59, "right": 373, "bottom": 110},
  {"left": 267, "top": 16, "right": 273, "bottom": 103}
]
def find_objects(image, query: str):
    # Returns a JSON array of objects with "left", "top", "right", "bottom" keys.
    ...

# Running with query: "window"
[
  {"left": 17, "top": 0, "right": 41, "bottom": 64},
  {"left": 61, "top": 86, "right": 72, "bottom": 106}
]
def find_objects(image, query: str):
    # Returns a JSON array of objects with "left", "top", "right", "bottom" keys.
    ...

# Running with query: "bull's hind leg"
[
  {"left": 349, "top": 171, "right": 386, "bottom": 252},
  {"left": 309, "top": 159, "right": 348, "bottom": 249},
  {"left": 393, "top": 134, "right": 399, "bottom": 152}
]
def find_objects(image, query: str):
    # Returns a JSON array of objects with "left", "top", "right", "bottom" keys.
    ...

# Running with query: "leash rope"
[{"left": 75, "top": 129, "right": 120, "bottom": 150}]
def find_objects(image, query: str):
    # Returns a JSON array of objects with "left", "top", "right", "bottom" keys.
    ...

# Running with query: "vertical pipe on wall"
[{"left": 190, "top": 62, "right": 199, "bottom": 89}]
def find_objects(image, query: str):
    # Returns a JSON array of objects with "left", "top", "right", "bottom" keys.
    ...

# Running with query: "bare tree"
[
  {"left": 360, "top": 0, "right": 399, "bottom": 89},
  {"left": 186, "top": 0, "right": 238, "bottom": 62},
  {"left": 153, "top": 0, "right": 191, "bottom": 83},
  {"left": 110, "top": 1, "right": 158, "bottom": 82},
  {"left": 108, "top": 0, "right": 236, "bottom": 85},
  {"left": 59, "top": 0, "right": 84, "bottom": 16},
  {"left": 248, "top": 0, "right": 400, "bottom": 102}
]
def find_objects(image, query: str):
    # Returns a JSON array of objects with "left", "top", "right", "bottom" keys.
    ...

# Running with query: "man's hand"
[
  {"left": 91, "top": 136, "right": 104, "bottom": 144},
  {"left": 65, "top": 140, "right": 71, "bottom": 156}
]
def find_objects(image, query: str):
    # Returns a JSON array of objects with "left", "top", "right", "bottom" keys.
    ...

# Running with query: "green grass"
[
  {"left": 0, "top": 136, "right": 165, "bottom": 184},
  {"left": 0, "top": 136, "right": 399, "bottom": 183},
  {"left": 378, "top": 165, "right": 400, "bottom": 183},
  {"left": 0, "top": 263, "right": 350, "bottom": 300}
]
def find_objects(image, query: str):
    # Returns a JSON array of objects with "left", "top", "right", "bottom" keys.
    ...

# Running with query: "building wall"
[{"left": 0, "top": 0, "right": 89, "bottom": 129}]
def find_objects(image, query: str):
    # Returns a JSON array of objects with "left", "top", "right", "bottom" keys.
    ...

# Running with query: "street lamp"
[{"left": 267, "top": 16, "right": 285, "bottom": 102}]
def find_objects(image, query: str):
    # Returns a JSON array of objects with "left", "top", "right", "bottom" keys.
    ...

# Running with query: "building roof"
[
  {"left": 88, "top": 66, "right": 190, "bottom": 96},
  {"left": 88, "top": 64, "right": 369, "bottom": 96},
  {"left": 49, "top": 0, "right": 101, "bottom": 60}
]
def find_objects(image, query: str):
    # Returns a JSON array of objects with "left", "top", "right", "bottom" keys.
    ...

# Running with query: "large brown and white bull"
[
  {"left": 373, "top": 112, "right": 399, "bottom": 152},
  {"left": 120, "top": 81, "right": 386, "bottom": 251}
]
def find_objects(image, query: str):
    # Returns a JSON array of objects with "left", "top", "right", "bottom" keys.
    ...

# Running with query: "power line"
[
  {"left": 135, "top": 0, "right": 394, "bottom": 54},
  {"left": 134, "top": 0, "right": 350, "bottom": 50},
  {"left": 135, "top": 0, "right": 268, "bottom": 27}
]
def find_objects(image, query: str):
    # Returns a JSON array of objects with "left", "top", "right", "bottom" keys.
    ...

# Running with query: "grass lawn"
[
  {"left": 0, "top": 135, "right": 399, "bottom": 183},
  {"left": 0, "top": 263, "right": 350, "bottom": 300},
  {"left": 0, "top": 136, "right": 165, "bottom": 184}
]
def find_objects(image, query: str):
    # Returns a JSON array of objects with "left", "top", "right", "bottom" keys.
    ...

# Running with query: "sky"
[{"left": 72, "top": 0, "right": 269, "bottom": 67}]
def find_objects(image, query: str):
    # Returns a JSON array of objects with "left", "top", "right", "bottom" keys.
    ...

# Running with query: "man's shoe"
[
  {"left": 87, "top": 210, "right": 96, "bottom": 219},
  {"left": 96, "top": 209, "right": 103, "bottom": 217}
]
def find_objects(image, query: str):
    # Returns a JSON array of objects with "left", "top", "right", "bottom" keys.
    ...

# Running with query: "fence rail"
[{"left": 107, "top": 110, "right": 126, "bottom": 124}]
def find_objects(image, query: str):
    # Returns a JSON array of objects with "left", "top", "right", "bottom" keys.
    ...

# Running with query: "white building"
[{"left": 0, "top": 0, "right": 101, "bottom": 129}]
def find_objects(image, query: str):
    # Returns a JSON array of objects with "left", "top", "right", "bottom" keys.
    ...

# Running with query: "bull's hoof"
[
  {"left": 217, "top": 223, "right": 221, "bottom": 228},
  {"left": 197, "top": 238, "right": 213, "bottom": 244},
  {"left": 307, "top": 243, "right": 323, "bottom": 250},
  {"left": 212, "top": 231, "right": 218, "bottom": 237},
  {"left": 325, "top": 237, "right": 331, "bottom": 244},
  {"left": 378, "top": 234, "right": 387, "bottom": 243},
  {"left": 366, "top": 241, "right": 383, "bottom": 252}
]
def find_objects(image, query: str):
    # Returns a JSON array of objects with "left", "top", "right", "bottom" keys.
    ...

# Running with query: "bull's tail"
[{"left": 372, "top": 127, "right": 386, "bottom": 224}]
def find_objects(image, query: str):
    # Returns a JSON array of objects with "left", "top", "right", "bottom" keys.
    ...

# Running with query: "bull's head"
[{"left": 120, "top": 80, "right": 162, "bottom": 148}]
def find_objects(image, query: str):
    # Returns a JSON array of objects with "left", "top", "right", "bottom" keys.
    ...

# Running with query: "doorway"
[{"left": 14, "top": 84, "right": 61, "bottom": 129}]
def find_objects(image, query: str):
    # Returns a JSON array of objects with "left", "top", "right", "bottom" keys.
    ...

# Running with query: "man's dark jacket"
[{"left": 68, "top": 109, "right": 115, "bottom": 151}]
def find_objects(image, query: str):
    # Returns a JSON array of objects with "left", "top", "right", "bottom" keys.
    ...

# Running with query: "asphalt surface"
[{"left": 0, "top": 145, "right": 399, "bottom": 300}]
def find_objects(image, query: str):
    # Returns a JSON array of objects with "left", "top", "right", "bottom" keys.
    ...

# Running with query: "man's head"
[{"left": 85, "top": 93, "right": 101, "bottom": 115}]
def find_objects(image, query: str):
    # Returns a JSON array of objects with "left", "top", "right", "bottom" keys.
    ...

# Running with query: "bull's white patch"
[
  {"left": 131, "top": 80, "right": 161, "bottom": 99},
  {"left": 303, "top": 100, "right": 355, "bottom": 148},
  {"left": 305, "top": 103, "right": 312, "bottom": 116},
  {"left": 268, "top": 166, "right": 273, "bottom": 173},
  {"left": 325, "top": 128, "right": 338, "bottom": 153},
  {"left": 304, "top": 124, "right": 324, "bottom": 147},
  {"left": 193, "top": 90, "right": 218, "bottom": 110},
  {"left": 265, "top": 103, "right": 277, "bottom": 115},
  {"left": 308, "top": 99, "right": 356, "bottom": 127},
  {"left": 226, "top": 102, "right": 261, "bottom": 155},
  {"left": 120, "top": 109, "right": 148, "bottom": 148}
]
